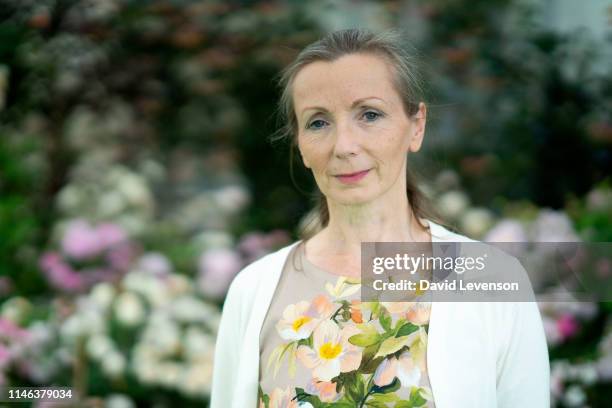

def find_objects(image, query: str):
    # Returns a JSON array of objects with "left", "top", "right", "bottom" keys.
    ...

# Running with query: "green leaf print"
[
  {"left": 379, "top": 309, "right": 392, "bottom": 331},
  {"left": 393, "top": 387, "right": 428, "bottom": 407},
  {"left": 258, "top": 384, "right": 270, "bottom": 408},
  {"left": 408, "top": 387, "right": 428, "bottom": 406},
  {"left": 370, "top": 377, "right": 401, "bottom": 394},
  {"left": 368, "top": 392, "right": 400, "bottom": 404},
  {"left": 359, "top": 342, "right": 384, "bottom": 373},
  {"left": 294, "top": 387, "right": 322, "bottom": 406},
  {"left": 374, "top": 335, "right": 412, "bottom": 358},
  {"left": 365, "top": 400, "right": 390, "bottom": 408},
  {"left": 349, "top": 332, "right": 381, "bottom": 347},
  {"left": 395, "top": 322, "right": 419, "bottom": 337}
]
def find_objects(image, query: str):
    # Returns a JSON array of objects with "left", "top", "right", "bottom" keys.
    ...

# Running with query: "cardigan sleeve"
[
  {"left": 495, "top": 258, "right": 551, "bottom": 407},
  {"left": 210, "top": 272, "right": 245, "bottom": 408}
]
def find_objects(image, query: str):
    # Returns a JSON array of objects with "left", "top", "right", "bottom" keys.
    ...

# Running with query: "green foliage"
[{"left": 0, "top": 135, "right": 47, "bottom": 297}]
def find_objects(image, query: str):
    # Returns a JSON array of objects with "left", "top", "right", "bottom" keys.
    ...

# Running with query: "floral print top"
[{"left": 259, "top": 242, "right": 436, "bottom": 408}]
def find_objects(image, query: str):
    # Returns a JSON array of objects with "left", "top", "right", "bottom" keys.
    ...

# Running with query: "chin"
[{"left": 328, "top": 189, "right": 377, "bottom": 205}]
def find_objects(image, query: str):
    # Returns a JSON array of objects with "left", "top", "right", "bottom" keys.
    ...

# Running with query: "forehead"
[{"left": 292, "top": 53, "right": 400, "bottom": 111}]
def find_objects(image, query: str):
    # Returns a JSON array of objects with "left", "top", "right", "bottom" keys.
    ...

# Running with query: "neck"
[{"left": 320, "top": 184, "right": 430, "bottom": 256}]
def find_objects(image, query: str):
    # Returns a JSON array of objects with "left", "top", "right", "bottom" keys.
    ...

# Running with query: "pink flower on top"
[{"left": 557, "top": 313, "right": 579, "bottom": 340}]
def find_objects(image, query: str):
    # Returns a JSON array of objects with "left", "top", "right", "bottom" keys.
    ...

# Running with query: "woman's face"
[{"left": 293, "top": 52, "right": 426, "bottom": 206}]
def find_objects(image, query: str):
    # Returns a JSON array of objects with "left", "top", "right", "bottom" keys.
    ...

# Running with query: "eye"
[
  {"left": 306, "top": 119, "right": 328, "bottom": 130},
  {"left": 362, "top": 110, "right": 383, "bottom": 122}
]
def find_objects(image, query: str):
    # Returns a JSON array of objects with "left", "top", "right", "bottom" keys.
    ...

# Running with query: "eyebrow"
[{"left": 300, "top": 96, "right": 386, "bottom": 116}]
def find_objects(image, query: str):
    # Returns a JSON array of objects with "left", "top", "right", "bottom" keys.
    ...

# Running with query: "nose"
[{"left": 332, "top": 118, "right": 360, "bottom": 159}]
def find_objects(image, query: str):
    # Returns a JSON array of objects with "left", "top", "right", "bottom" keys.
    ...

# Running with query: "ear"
[{"left": 408, "top": 102, "right": 427, "bottom": 153}]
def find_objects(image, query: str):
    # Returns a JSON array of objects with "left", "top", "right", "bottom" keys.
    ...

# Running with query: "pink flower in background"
[
  {"left": 80, "top": 267, "right": 118, "bottom": 287},
  {"left": 40, "top": 219, "right": 138, "bottom": 293},
  {"left": 197, "top": 248, "right": 242, "bottom": 298},
  {"left": 543, "top": 317, "right": 562, "bottom": 346},
  {"left": 61, "top": 219, "right": 129, "bottom": 261},
  {"left": 0, "top": 318, "right": 30, "bottom": 341},
  {"left": 39, "top": 252, "right": 85, "bottom": 292},
  {"left": 97, "top": 222, "right": 128, "bottom": 248},
  {"left": 237, "top": 229, "right": 290, "bottom": 263},
  {"left": 0, "top": 344, "right": 11, "bottom": 369},
  {"left": 596, "top": 258, "right": 611, "bottom": 278},
  {"left": 557, "top": 313, "right": 580, "bottom": 340},
  {"left": 105, "top": 242, "right": 138, "bottom": 271},
  {"left": 61, "top": 219, "right": 104, "bottom": 260}
]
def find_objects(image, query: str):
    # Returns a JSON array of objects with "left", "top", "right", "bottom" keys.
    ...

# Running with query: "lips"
[
  {"left": 336, "top": 170, "right": 368, "bottom": 177},
  {"left": 334, "top": 169, "right": 370, "bottom": 184}
]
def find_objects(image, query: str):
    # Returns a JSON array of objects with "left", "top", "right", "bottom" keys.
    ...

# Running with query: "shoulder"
[{"left": 226, "top": 240, "right": 301, "bottom": 299}]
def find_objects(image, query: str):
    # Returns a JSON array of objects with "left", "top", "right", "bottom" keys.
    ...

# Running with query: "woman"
[{"left": 211, "top": 28, "right": 549, "bottom": 408}]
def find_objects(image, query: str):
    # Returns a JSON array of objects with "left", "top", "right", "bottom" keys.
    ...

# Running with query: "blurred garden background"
[{"left": 0, "top": 0, "right": 611, "bottom": 407}]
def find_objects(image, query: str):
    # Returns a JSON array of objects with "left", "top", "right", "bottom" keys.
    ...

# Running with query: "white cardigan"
[{"left": 210, "top": 220, "right": 550, "bottom": 407}]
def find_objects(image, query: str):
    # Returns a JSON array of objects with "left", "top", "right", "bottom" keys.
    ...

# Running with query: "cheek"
[{"left": 371, "top": 134, "right": 408, "bottom": 166}]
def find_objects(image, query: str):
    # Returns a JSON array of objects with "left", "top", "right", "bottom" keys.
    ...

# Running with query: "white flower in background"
[
  {"left": 178, "top": 362, "right": 214, "bottom": 397},
  {"left": 0, "top": 296, "right": 32, "bottom": 324},
  {"left": 484, "top": 219, "right": 528, "bottom": 242},
  {"left": 531, "top": 209, "right": 579, "bottom": 242},
  {"left": 105, "top": 394, "right": 136, "bottom": 408},
  {"left": 115, "top": 214, "right": 147, "bottom": 236},
  {"left": 212, "top": 184, "right": 251, "bottom": 214},
  {"left": 576, "top": 364, "right": 598, "bottom": 385},
  {"left": 102, "top": 350, "right": 126, "bottom": 377},
  {"left": 60, "top": 299, "right": 105, "bottom": 342},
  {"left": 483, "top": 219, "right": 530, "bottom": 259},
  {"left": 136, "top": 252, "right": 172, "bottom": 276},
  {"left": 192, "top": 230, "right": 234, "bottom": 251},
  {"left": 60, "top": 315, "right": 86, "bottom": 342},
  {"left": 114, "top": 292, "right": 145, "bottom": 327},
  {"left": 86, "top": 334, "right": 114, "bottom": 361},
  {"left": 114, "top": 171, "right": 153, "bottom": 209},
  {"left": 197, "top": 247, "right": 242, "bottom": 299},
  {"left": 56, "top": 185, "right": 82, "bottom": 213},
  {"left": 434, "top": 169, "right": 460, "bottom": 191},
  {"left": 123, "top": 271, "right": 169, "bottom": 307},
  {"left": 563, "top": 384, "right": 586, "bottom": 407},
  {"left": 98, "top": 192, "right": 126, "bottom": 217},
  {"left": 165, "top": 274, "right": 192, "bottom": 298},
  {"left": 89, "top": 282, "right": 116, "bottom": 310},
  {"left": 597, "top": 355, "right": 612, "bottom": 381},
  {"left": 417, "top": 182, "right": 434, "bottom": 199},
  {"left": 436, "top": 190, "right": 469, "bottom": 220},
  {"left": 157, "top": 361, "right": 182, "bottom": 388},
  {"left": 26, "top": 321, "right": 54, "bottom": 345},
  {"left": 459, "top": 207, "right": 494, "bottom": 238},
  {"left": 141, "top": 313, "right": 181, "bottom": 356},
  {"left": 131, "top": 356, "right": 159, "bottom": 385},
  {"left": 170, "top": 295, "right": 218, "bottom": 324},
  {"left": 54, "top": 162, "right": 154, "bottom": 235},
  {"left": 138, "top": 158, "right": 166, "bottom": 184},
  {"left": 182, "top": 327, "right": 214, "bottom": 361},
  {"left": 586, "top": 187, "right": 612, "bottom": 212}
]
